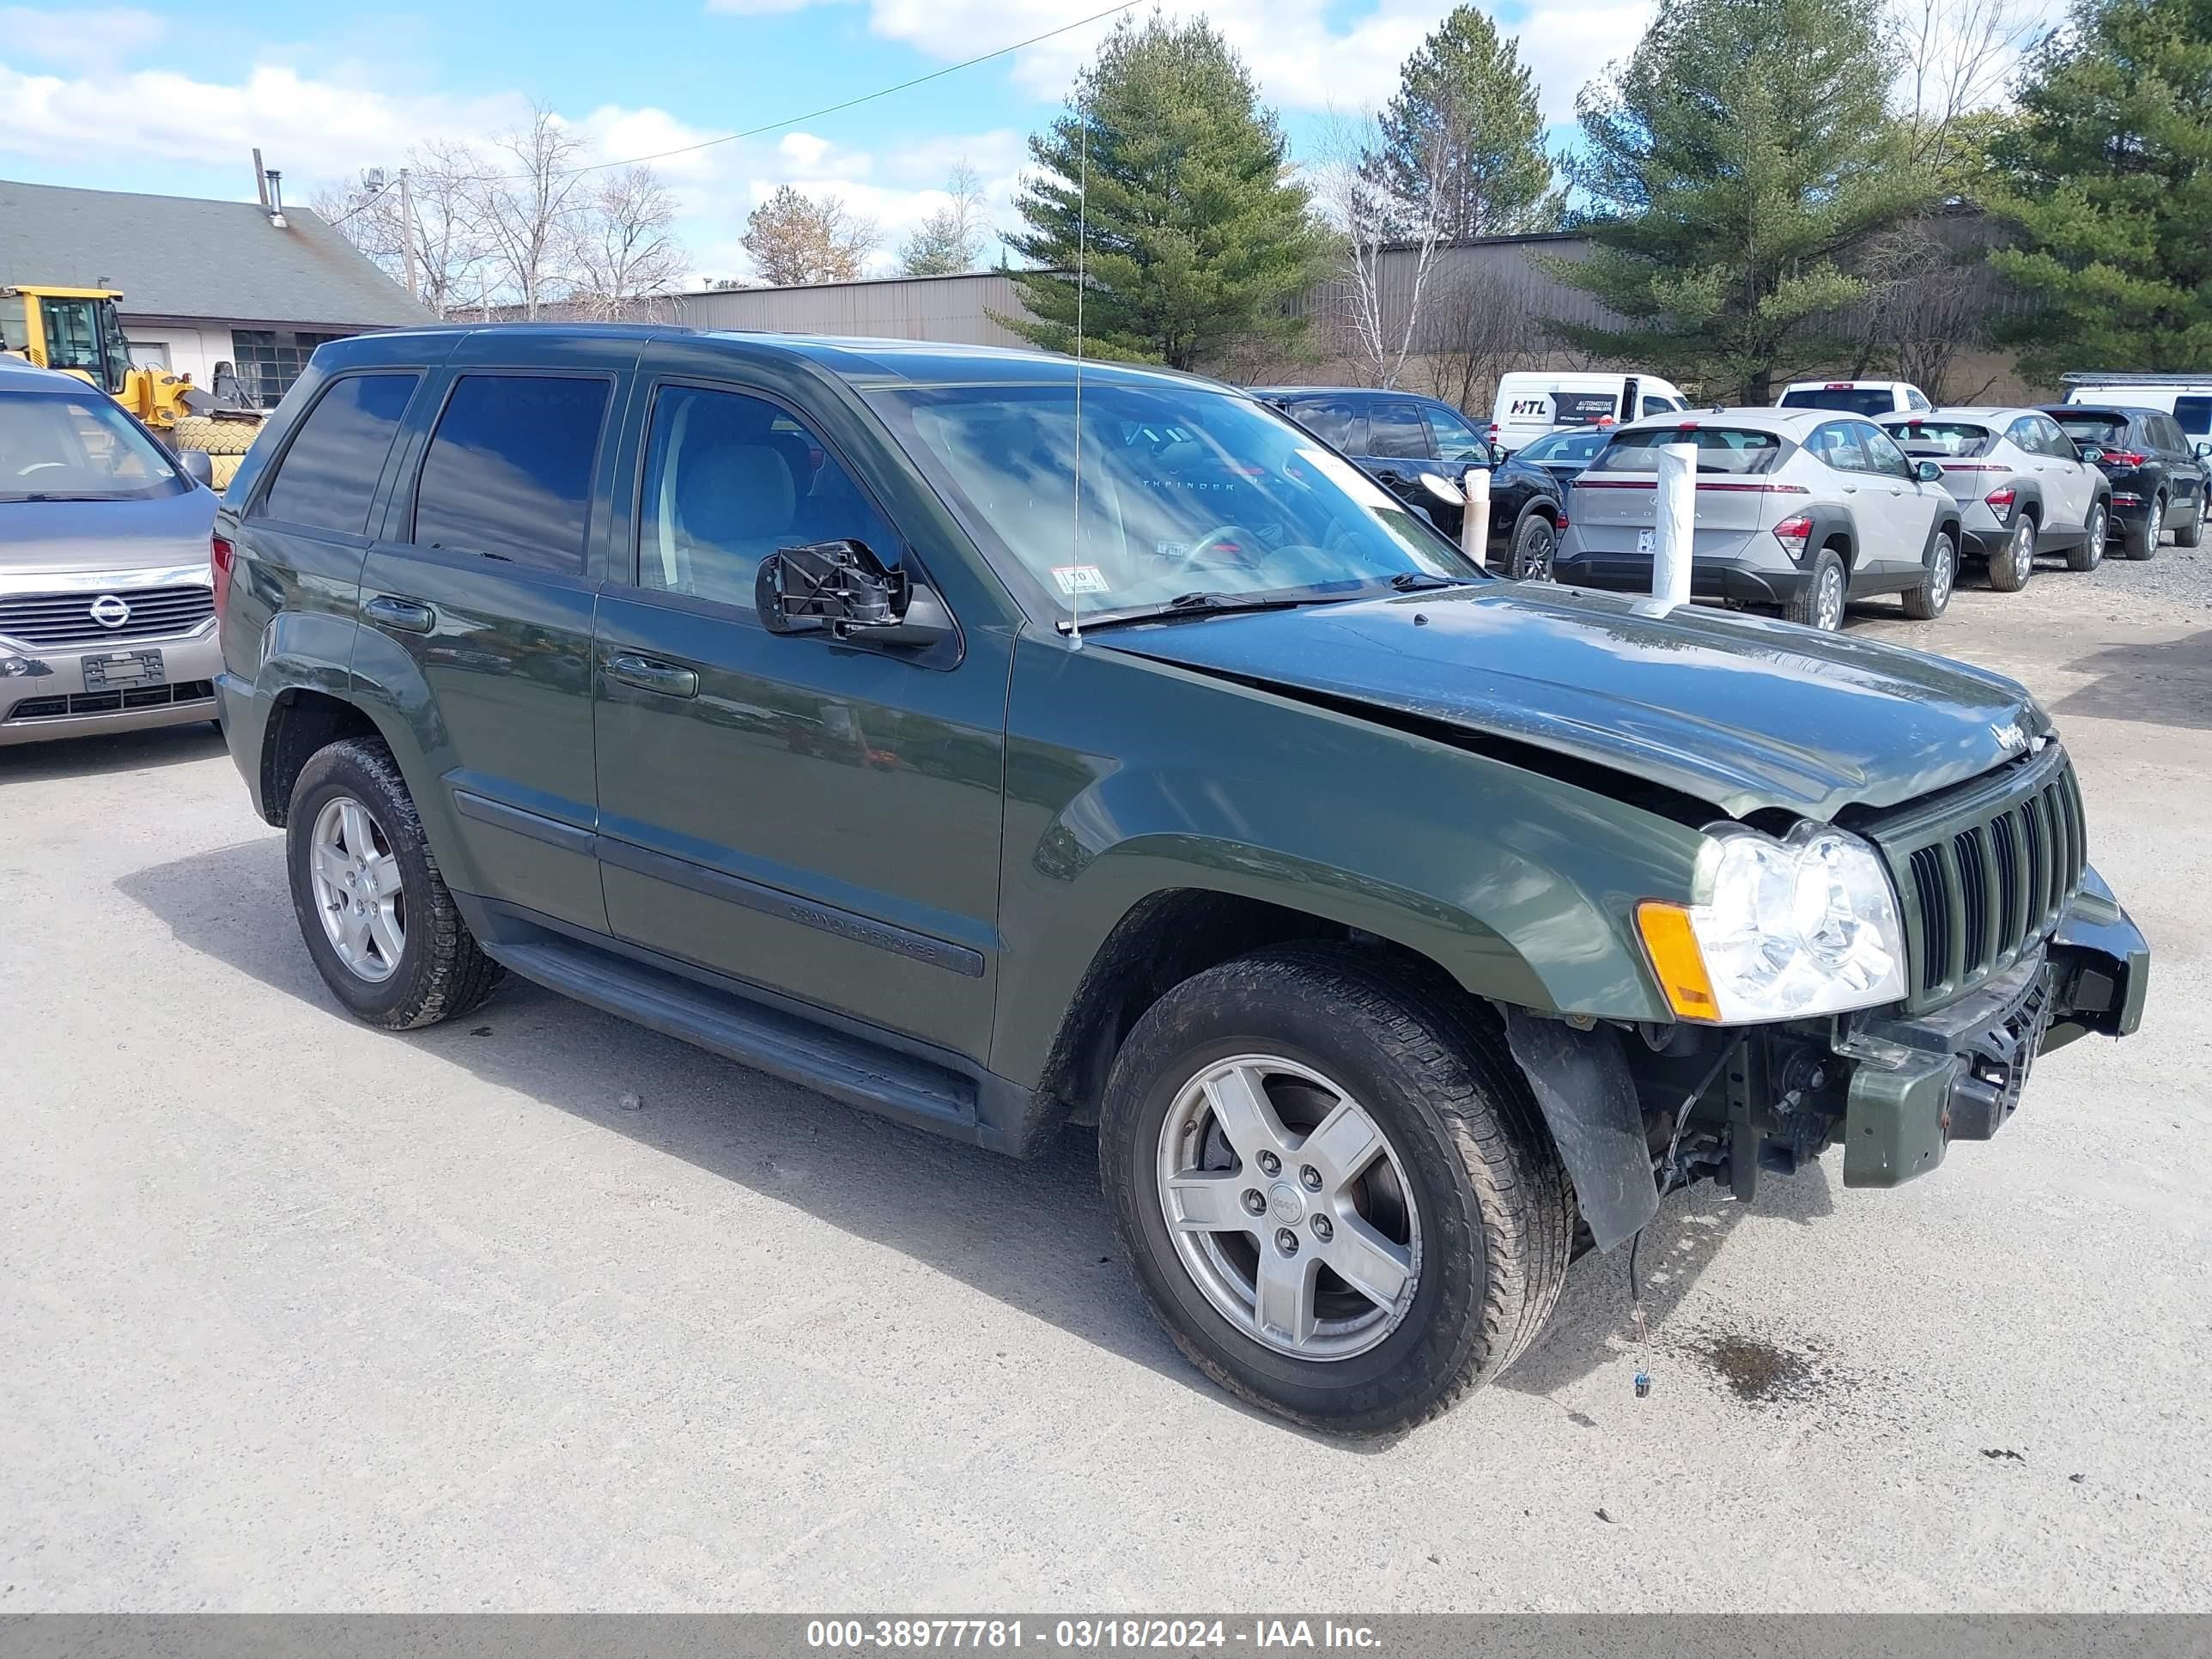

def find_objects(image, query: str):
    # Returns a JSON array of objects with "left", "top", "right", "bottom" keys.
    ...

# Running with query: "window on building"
[
  {"left": 258, "top": 373, "right": 422, "bottom": 535},
  {"left": 410, "top": 374, "right": 611, "bottom": 574},
  {"left": 230, "top": 329, "right": 349, "bottom": 408}
]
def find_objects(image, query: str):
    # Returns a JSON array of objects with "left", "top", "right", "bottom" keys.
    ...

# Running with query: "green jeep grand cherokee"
[{"left": 215, "top": 327, "right": 2148, "bottom": 1433}]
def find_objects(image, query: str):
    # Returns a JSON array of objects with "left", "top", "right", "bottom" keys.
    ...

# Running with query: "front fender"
[{"left": 989, "top": 635, "right": 1707, "bottom": 1087}]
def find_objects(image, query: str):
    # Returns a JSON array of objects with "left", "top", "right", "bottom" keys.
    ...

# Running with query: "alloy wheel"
[
  {"left": 1514, "top": 522, "right": 1557, "bottom": 580},
  {"left": 1155, "top": 1054, "right": 1422, "bottom": 1361},
  {"left": 2086, "top": 505, "right": 2106, "bottom": 567},
  {"left": 1929, "top": 534, "right": 1955, "bottom": 610},
  {"left": 309, "top": 795, "right": 406, "bottom": 982},
  {"left": 2013, "top": 519, "right": 2035, "bottom": 583},
  {"left": 1815, "top": 562, "right": 1846, "bottom": 630}
]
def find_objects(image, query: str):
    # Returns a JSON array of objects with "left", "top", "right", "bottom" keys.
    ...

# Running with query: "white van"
[
  {"left": 1488, "top": 371, "right": 1689, "bottom": 455},
  {"left": 2063, "top": 373, "right": 2212, "bottom": 453}
]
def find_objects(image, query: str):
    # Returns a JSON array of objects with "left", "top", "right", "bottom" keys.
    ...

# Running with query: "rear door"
[
  {"left": 355, "top": 341, "right": 630, "bottom": 934},
  {"left": 589, "top": 353, "right": 1007, "bottom": 1058}
]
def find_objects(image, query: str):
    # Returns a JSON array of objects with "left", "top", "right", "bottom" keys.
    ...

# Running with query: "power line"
[{"left": 526, "top": 0, "right": 1143, "bottom": 183}]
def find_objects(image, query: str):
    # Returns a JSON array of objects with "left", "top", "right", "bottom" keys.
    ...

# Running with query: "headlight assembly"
[{"left": 1638, "top": 822, "right": 1905, "bottom": 1023}]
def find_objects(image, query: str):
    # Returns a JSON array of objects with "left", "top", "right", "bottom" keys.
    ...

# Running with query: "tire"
[
  {"left": 2070, "top": 501, "right": 2110, "bottom": 570},
  {"left": 1987, "top": 514, "right": 2035, "bottom": 592},
  {"left": 1507, "top": 510, "right": 1558, "bottom": 581},
  {"left": 1099, "top": 943, "right": 1576, "bottom": 1435},
  {"left": 285, "top": 737, "right": 502, "bottom": 1030},
  {"left": 169, "top": 414, "right": 260, "bottom": 456},
  {"left": 1901, "top": 527, "right": 1957, "bottom": 619},
  {"left": 1784, "top": 546, "right": 1849, "bottom": 630},
  {"left": 2177, "top": 497, "right": 2205, "bottom": 550},
  {"left": 2121, "top": 497, "right": 2158, "bottom": 561}
]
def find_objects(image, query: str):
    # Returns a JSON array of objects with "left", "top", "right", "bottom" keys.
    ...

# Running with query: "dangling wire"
[{"left": 1067, "top": 88, "right": 1090, "bottom": 649}]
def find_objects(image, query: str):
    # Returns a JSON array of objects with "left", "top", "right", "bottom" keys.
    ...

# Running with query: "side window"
[
  {"left": 1366, "top": 402, "right": 1431, "bottom": 459},
  {"left": 1285, "top": 398, "right": 1364, "bottom": 453},
  {"left": 636, "top": 384, "right": 897, "bottom": 610},
  {"left": 411, "top": 374, "right": 611, "bottom": 574},
  {"left": 1906, "top": 387, "right": 1932, "bottom": 411},
  {"left": 257, "top": 373, "right": 419, "bottom": 535},
  {"left": 1860, "top": 423, "right": 1913, "bottom": 478},
  {"left": 1638, "top": 395, "right": 1675, "bottom": 418},
  {"left": 2173, "top": 396, "right": 2212, "bottom": 441},
  {"left": 2036, "top": 416, "right": 2073, "bottom": 459},
  {"left": 1424, "top": 403, "right": 1491, "bottom": 463},
  {"left": 2006, "top": 416, "right": 2044, "bottom": 456},
  {"left": 1808, "top": 422, "right": 1867, "bottom": 472}
]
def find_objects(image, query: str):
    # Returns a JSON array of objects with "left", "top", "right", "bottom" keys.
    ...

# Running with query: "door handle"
[
  {"left": 363, "top": 595, "right": 434, "bottom": 633},
  {"left": 605, "top": 653, "right": 699, "bottom": 698}
]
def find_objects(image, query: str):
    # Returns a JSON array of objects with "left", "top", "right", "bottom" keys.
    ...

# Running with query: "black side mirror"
[
  {"left": 757, "top": 539, "right": 951, "bottom": 648},
  {"left": 175, "top": 447, "right": 215, "bottom": 489},
  {"left": 1914, "top": 459, "right": 1944, "bottom": 484}
]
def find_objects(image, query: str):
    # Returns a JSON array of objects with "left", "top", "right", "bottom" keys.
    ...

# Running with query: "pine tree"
[
  {"left": 1003, "top": 13, "right": 1328, "bottom": 369},
  {"left": 1989, "top": 0, "right": 2212, "bottom": 380},
  {"left": 1365, "top": 6, "right": 1559, "bottom": 240},
  {"left": 1545, "top": 0, "right": 1936, "bottom": 402}
]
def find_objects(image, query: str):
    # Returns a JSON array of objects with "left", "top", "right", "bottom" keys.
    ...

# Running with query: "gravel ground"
[
  {"left": 2, "top": 571, "right": 2208, "bottom": 1613},
  {"left": 2053, "top": 520, "right": 2212, "bottom": 611}
]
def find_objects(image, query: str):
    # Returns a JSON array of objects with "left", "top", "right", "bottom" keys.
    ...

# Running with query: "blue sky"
[{"left": 0, "top": 0, "right": 2049, "bottom": 286}]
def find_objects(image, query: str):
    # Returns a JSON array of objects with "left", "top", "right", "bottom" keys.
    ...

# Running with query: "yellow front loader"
[{"left": 2, "top": 285, "right": 265, "bottom": 488}]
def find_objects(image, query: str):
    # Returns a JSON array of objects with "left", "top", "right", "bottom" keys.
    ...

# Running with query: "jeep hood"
[{"left": 1100, "top": 584, "right": 2044, "bottom": 820}]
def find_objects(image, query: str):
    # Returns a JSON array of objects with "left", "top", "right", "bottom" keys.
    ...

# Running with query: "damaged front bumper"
[{"left": 1833, "top": 865, "right": 2148, "bottom": 1188}]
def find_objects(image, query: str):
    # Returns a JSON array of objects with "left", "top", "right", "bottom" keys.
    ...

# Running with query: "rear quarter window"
[
  {"left": 1780, "top": 386, "right": 1896, "bottom": 416},
  {"left": 1591, "top": 427, "right": 1784, "bottom": 475},
  {"left": 410, "top": 374, "right": 612, "bottom": 574},
  {"left": 256, "top": 372, "right": 420, "bottom": 535}
]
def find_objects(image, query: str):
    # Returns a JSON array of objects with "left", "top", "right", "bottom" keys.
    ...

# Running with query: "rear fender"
[{"left": 343, "top": 623, "right": 483, "bottom": 895}]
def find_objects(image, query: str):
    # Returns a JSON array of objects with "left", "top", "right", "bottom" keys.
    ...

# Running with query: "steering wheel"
[{"left": 1168, "top": 526, "right": 1267, "bottom": 575}]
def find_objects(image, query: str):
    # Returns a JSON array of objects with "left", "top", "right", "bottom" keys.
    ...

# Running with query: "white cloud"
[
  {"left": 1512, "top": 2, "right": 1655, "bottom": 124},
  {"left": 0, "top": 6, "right": 166, "bottom": 69}
]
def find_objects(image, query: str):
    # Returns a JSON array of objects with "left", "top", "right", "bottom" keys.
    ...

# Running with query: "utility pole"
[{"left": 398, "top": 167, "right": 420, "bottom": 306}]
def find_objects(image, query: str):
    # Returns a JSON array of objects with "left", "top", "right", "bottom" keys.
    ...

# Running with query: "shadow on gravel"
[
  {"left": 118, "top": 833, "right": 1764, "bottom": 1444},
  {"left": 0, "top": 720, "right": 225, "bottom": 783},
  {"left": 2053, "top": 629, "right": 2212, "bottom": 732}
]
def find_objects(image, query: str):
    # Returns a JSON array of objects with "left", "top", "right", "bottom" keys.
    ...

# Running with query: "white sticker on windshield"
[
  {"left": 1051, "top": 564, "right": 1111, "bottom": 596},
  {"left": 1154, "top": 539, "right": 1187, "bottom": 561}
]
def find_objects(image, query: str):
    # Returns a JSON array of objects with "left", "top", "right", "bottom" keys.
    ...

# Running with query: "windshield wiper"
[
  {"left": 3, "top": 492, "right": 120, "bottom": 504},
  {"left": 1388, "top": 571, "right": 1472, "bottom": 592},
  {"left": 1060, "top": 591, "right": 1322, "bottom": 634}
]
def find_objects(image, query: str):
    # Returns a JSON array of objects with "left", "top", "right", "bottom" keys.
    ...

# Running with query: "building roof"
[{"left": 0, "top": 179, "right": 434, "bottom": 329}]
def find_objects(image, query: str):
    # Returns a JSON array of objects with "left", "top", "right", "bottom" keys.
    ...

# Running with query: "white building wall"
[{"left": 118, "top": 324, "right": 221, "bottom": 387}]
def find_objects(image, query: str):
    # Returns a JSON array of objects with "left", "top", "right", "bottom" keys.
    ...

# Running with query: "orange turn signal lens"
[{"left": 1636, "top": 900, "right": 1721, "bottom": 1022}]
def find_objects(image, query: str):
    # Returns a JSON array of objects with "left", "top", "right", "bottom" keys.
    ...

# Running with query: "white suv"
[
  {"left": 1777, "top": 380, "right": 1932, "bottom": 418},
  {"left": 1880, "top": 409, "right": 2112, "bottom": 590}
]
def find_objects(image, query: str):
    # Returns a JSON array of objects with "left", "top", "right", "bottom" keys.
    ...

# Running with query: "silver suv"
[
  {"left": 1880, "top": 407, "right": 2112, "bottom": 590},
  {"left": 1, "top": 358, "right": 219, "bottom": 745},
  {"left": 1553, "top": 408, "right": 1964, "bottom": 630}
]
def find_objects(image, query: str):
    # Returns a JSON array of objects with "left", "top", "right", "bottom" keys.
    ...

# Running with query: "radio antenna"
[{"left": 1066, "top": 87, "right": 1090, "bottom": 648}]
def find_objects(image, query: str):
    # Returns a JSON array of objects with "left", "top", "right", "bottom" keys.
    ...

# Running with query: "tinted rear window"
[
  {"left": 411, "top": 374, "right": 611, "bottom": 573},
  {"left": 1366, "top": 402, "right": 1430, "bottom": 459},
  {"left": 1591, "top": 427, "right": 1784, "bottom": 476},
  {"left": 2176, "top": 396, "right": 2212, "bottom": 438},
  {"left": 1780, "top": 386, "right": 1896, "bottom": 416},
  {"left": 259, "top": 373, "right": 419, "bottom": 534},
  {"left": 1282, "top": 398, "right": 1361, "bottom": 451},
  {"left": 1521, "top": 428, "right": 1611, "bottom": 465},
  {"left": 1886, "top": 420, "right": 1993, "bottom": 456},
  {"left": 2051, "top": 411, "right": 2129, "bottom": 445}
]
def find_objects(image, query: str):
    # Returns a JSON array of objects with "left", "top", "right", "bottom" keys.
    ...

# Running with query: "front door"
[
  {"left": 590, "top": 372, "right": 1007, "bottom": 1059},
  {"left": 357, "top": 361, "right": 624, "bottom": 934},
  {"left": 2013, "top": 414, "right": 2089, "bottom": 532},
  {"left": 1856, "top": 422, "right": 1942, "bottom": 577}
]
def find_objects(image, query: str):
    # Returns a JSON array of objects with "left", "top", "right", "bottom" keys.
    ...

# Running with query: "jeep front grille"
[
  {"left": 1866, "top": 744, "right": 2085, "bottom": 1012},
  {"left": 0, "top": 586, "right": 215, "bottom": 647}
]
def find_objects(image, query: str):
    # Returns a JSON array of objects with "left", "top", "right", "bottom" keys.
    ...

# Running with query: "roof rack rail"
[{"left": 2059, "top": 370, "right": 2212, "bottom": 384}]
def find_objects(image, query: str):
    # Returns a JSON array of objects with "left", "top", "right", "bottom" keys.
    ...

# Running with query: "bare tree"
[
  {"left": 568, "top": 166, "right": 689, "bottom": 320},
  {"left": 742, "top": 185, "right": 878, "bottom": 286},
  {"left": 313, "top": 143, "right": 491, "bottom": 319},
  {"left": 471, "top": 103, "right": 590, "bottom": 320},
  {"left": 1310, "top": 110, "right": 1449, "bottom": 390},
  {"left": 1418, "top": 264, "right": 1537, "bottom": 415},
  {"left": 898, "top": 161, "right": 992, "bottom": 275},
  {"left": 1895, "top": 0, "right": 2041, "bottom": 176}
]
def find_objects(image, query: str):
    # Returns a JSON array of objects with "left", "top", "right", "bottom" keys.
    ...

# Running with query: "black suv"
[
  {"left": 1251, "top": 386, "right": 1565, "bottom": 578},
  {"left": 2041, "top": 404, "right": 2208, "bottom": 557}
]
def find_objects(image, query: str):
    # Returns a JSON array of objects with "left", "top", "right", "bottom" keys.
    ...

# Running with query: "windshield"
[
  {"left": 1589, "top": 426, "right": 1784, "bottom": 476},
  {"left": 865, "top": 380, "right": 1481, "bottom": 618},
  {"left": 0, "top": 389, "right": 183, "bottom": 503},
  {"left": 1780, "top": 386, "right": 1897, "bottom": 416},
  {"left": 1520, "top": 428, "right": 1611, "bottom": 466},
  {"left": 1885, "top": 420, "right": 1994, "bottom": 456}
]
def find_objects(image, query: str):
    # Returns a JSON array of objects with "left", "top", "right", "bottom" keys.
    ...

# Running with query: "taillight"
[
  {"left": 1486, "top": 422, "right": 1500, "bottom": 442},
  {"left": 2102, "top": 450, "right": 2147, "bottom": 468},
  {"left": 1984, "top": 487, "right": 2016, "bottom": 514},
  {"left": 211, "top": 534, "right": 235, "bottom": 620},
  {"left": 1773, "top": 513, "right": 1813, "bottom": 559}
]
